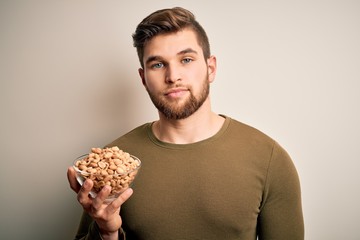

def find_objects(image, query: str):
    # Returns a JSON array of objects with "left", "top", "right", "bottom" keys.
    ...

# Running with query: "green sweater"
[{"left": 74, "top": 116, "right": 304, "bottom": 240}]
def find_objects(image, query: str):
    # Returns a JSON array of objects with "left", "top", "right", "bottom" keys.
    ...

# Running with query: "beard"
[{"left": 146, "top": 75, "right": 210, "bottom": 120}]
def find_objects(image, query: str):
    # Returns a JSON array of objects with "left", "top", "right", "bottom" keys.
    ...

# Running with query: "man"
[{"left": 67, "top": 7, "right": 304, "bottom": 240}]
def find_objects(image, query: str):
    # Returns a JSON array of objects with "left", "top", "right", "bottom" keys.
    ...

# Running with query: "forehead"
[{"left": 143, "top": 28, "right": 203, "bottom": 59}]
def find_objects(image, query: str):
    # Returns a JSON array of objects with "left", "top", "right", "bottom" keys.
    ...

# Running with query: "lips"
[{"left": 164, "top": 87, "right": 189, "bottom": 96}]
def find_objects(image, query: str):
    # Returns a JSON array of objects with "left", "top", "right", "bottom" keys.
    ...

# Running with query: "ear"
[
  {"left": 207, "top": 55, "right": 217, "bottom": 83},
  {"left": 138, "top": 68, "right": 146, "bottom": 86}
]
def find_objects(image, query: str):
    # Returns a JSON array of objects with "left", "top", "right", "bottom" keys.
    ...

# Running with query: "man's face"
[{"left": 139, "top": 28, "right": 216, "bottom": 120}]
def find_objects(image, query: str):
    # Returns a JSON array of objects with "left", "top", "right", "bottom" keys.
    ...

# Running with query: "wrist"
[
  {"left": 94, "top": 223, "right": 120, "bottom": 240},
  {"left": 99, "top": 230, "right": 118, "bottom": 240},
  {"left": 99, "top": 229, "right": 125, "bottom": 240}
]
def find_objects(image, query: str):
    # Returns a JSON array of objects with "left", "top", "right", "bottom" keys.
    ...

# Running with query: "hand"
[{"left": 67, "top": 167, "right": 133, "bottom": 240}]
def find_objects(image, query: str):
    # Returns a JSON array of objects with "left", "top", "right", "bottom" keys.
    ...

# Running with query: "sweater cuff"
[
  {"left": 119, "top": 228, "right": 126, "bottom": 240},
  {"left": 89, "top": 222, "right": 104, "bottom": 240},
  {"left": 93, "top": 222, "right": 126, "bottom": 240}
]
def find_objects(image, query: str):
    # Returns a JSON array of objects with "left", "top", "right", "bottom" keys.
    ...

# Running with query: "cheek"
[
  {"left": 143, "top": 71, "right": 156, "bottom": 86},
  {"left": 191, "top": 65, "right": 209, "bottom": 83},
  {"left": 143, "top": 73, "right": 162, "bottom": 92}
]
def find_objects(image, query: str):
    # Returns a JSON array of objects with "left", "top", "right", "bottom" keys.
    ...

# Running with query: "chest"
[{"left": 121, "top": 150, "right": 267, "bottom": 239}]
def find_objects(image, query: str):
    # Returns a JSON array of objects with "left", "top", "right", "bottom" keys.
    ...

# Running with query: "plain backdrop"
[{"left": 1, "top": 1, "right": 359, "bottom": 239}]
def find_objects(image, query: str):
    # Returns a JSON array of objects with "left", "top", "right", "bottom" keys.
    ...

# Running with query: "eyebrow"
[
  {"left": 145, "top": 48, "right": 198, "bottom": 65},
  {"left": 178, "top": 48, "right": 198, "bottom": 55}
]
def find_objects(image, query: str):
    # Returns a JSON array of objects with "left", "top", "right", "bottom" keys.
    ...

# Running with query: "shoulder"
[
  {"left": 105, "top": 123, "right": 151, "bottom": 148},
  {"left": 223, "top": 115, "right": 294, "bottom": 167},
  {"left": 224, "top": 115, "right": 276, "bottom": 148}
]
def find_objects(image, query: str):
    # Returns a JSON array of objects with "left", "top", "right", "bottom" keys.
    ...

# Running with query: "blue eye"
[
  {"left": 182, "top": 58, "right": 192, "bottom": 64},
  {"left": 152, "top": 62, "right": 164, "bottom": 69}
]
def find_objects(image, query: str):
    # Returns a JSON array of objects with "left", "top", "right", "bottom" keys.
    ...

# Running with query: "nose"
[{"left": 165, "top": 64, "right": 181, "bottom": 84}]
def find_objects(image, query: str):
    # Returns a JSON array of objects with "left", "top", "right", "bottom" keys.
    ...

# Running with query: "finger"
[
  {"left": 67, "top": 167, "right": 80, "bottom": 193},
  {"left": 77, "top": 179, "right": 94, "bottom": 208},
  {"left": 107, "top": 188, "right": 133, "bottom": 213},
  {"left": 92, "top": 185, "right": 112, "bottom": 211}
]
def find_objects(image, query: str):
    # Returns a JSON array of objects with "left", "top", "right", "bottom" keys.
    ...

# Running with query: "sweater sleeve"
[
  {"left": 74, "top": 211, "right": 126, "bottom": 240},
  {"left": 257, "top": 141, "right": 304, "bottom": 240}
]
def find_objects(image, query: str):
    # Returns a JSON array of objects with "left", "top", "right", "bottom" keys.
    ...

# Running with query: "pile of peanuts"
[{"left": 74, "top": 146, "right": 141, "bottom": 196}]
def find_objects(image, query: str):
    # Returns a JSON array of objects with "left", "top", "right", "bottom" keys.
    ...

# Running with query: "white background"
[{"left": 1, "top": 1, "right": 359, "bottom": 239}]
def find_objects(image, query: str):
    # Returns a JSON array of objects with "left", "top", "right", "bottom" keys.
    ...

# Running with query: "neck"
[{"left": 152, "top": 100, "right": 225, "bottom": 144}]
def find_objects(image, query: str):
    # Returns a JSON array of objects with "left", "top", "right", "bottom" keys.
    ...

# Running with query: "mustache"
[
  {"left": 163, "top": 84, "right": 190, "bottom": 94},
  {"left": 167, "top": 83, "right": 187, "bottom": 88}
]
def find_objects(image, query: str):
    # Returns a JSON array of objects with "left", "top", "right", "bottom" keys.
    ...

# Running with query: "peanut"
[{"left": 74, "top": 147, "right": 141, "bottom": 197}]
